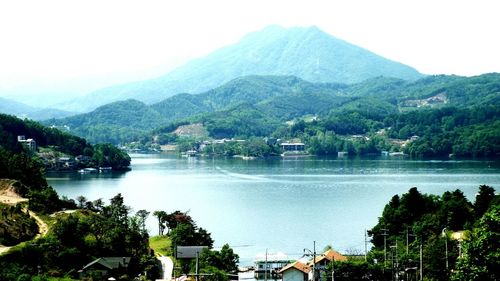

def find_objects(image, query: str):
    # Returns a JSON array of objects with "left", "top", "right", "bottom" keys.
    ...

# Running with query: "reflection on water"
[{"left": 48, "top": 154, "right": 500, "bottom": 266}]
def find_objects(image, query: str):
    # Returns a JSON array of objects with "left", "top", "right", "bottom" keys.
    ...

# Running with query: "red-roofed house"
[
  {"left": 310, "top": 249, "right": 347, "bottom": 269},
  {"left": 279, "top": 261, "right": 311, "bottom": 281},
  {"left": 280, "top": 249, "right": 347, "bottom": 281}
]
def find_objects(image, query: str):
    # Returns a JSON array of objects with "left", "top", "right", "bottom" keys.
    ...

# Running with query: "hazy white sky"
[{"left": 1, "top": 0, "right": 499, "bottom": 87}]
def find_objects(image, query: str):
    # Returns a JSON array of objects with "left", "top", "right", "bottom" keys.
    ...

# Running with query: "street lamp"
[{"left": 441, "top": 228, "right": 448, "bottom": 271}]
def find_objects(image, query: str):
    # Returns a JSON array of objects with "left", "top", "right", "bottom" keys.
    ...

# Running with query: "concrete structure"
[
  {"left": 17, "top": 135, "right": 36, "bottom": 152},
  {"left": 281, "top": 142, "right": 305, "bottom": 151},
  {"left": 254, "top": 252, "right": 294, "bottom": 279}
]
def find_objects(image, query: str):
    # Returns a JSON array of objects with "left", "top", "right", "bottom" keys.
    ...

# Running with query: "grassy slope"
[{"left": 149, "top": 235, "right": 173, "bottom": 256}]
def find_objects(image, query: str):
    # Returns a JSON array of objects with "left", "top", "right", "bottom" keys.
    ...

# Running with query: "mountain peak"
[{"left": 69, "top": 25, "right": 424, "bottom": 111}]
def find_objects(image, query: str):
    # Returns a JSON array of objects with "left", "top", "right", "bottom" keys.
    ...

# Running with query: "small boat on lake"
[{"left": 78, "top": 168, "right": 98, "bottom": 174}]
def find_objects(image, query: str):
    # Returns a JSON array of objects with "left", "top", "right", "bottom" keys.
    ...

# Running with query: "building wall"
[{"left": 282, "top": 268, "right": 307, "bottom": 281}]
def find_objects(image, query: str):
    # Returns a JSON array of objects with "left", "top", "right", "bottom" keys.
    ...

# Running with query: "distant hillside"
[
  {"left": 63, "top": 25, "right": 423, "bottom": 111},
  {"left": 0, "top": 97, "right": 35, "bottom": 116},
  {"left": 0, "top": 97, "right": 75, "bottom": 120},
  {"left": 46, "top": 73, "right": 500, "bottom": 145}
]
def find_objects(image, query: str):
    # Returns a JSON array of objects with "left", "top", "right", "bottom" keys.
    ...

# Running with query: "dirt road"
[{"left": 0, "top": 179, "right": 49, "bottom": 254}]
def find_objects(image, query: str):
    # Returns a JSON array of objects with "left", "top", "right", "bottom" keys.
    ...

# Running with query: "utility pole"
[
  {"left": 196, "top": 251, "right": 199, "bottom": 281},
  {"left": 406, "top": 226, "right": 409, "bottom": 255},
  {"left": 304, "top": 241, "right": 317, "bottom": 281},
  {"left": 331, "top": 257, "right": 335, "bottom": 281},
  {"left": 313, "top": 241, "right": 316, "bottom": 281},
  {"left": 382, "top": 229, "right": 389, "bottom": 270},
  {"left": 406, "top": 227, "right": 416, "bottom": 255},
  {"left": 395, "top": 242, "right": 398, "bottom": 281},
  {"left": 419, "top": 243, "right": 423, "bottom": 281},
  {"left": 265, "top": 248, "right": 268, "bottom": 281},
  {"left": 365, "top": 229, "right": 368, "bottom": 262}
]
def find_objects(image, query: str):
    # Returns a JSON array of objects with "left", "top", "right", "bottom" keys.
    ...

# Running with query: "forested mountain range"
[
  {"left": 58, "top": 25, "right": 423, "bottom": 112},
  {"left": 45, "top": 73, "right": 500, "bottom": 153}
]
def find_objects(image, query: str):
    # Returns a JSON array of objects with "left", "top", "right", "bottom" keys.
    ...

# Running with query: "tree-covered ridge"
[
  {"left": 0, "top": 113, "right": 131, "bottom": 170},
  {"left": 390, "top": 106, "right": 500, "bottom": 157},
  {"left": 0, "top": 113, "right": 91, "bottom": 155},
  {"left": 152, "top": 75, "right": 348, "bottom": 121},
  {"left": 193, "top": 103, "right": 282, "bottom": 139}
]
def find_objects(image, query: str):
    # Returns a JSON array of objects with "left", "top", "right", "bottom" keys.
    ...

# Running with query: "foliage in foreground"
[
  {"left": 152, "top": 209, "right": 239, "bottom": 279},
  {"left": 369, "top": 185, "right": 498, "bottom": 281},
  {"left": 0, "top": 194, "right": 160, "bottom": 281},
  {"left": 451, "top": 204, "right": 500, "bottom": 281}
]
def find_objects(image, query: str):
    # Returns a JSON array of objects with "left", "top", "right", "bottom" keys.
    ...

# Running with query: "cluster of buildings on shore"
[
  {"left": 37, "top": 153, "right": 93, "bottom": 171},
  {"left": 254, "top": 249, "right": 347, "bottom": 281},
  {"left": 17, "top": 135, "right": 107, "bottom": 173},
  {"left": 161, "top": 137, "right": 307, "bottom": 157}
]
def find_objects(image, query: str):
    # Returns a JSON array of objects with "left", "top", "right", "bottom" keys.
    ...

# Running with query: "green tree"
[
  {"left": 439, "top": 190, "right": 473, "bottom": 230},
  {"left": 324, "top": 260, "right": 386, "bottom": 281},
  {"left": 136, "top": 209, "right": 150, "bottom": 234},
  {"left": 473, "top": 185, "right": 496, "bottom": 219},
  {"left": 153, "top": 210, "right": 167, "bottom": 236},
  {"left": 170, "top": 223, "right": 196, "bottom": 247},
  {"left": 195, "top": 244, "right": 239, "bottom": 279},
  {"left": 76, "top": 195, "right": 87, "bottom": 209},
  {"left": 103, "top": 193, "right": 129, "bottom": 226},
  {"left": 165, "top": 210, "right": 194, "bottom": 232}
]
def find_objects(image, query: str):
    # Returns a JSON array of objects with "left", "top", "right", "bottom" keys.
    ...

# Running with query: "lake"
[{"left": 47, "top": 154, "right": 500, "bottom": 266}]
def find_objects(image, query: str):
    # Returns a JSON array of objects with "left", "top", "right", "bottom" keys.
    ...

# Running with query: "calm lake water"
[{"left": 47, "top": 154, "right": 500, "bottom": 266}]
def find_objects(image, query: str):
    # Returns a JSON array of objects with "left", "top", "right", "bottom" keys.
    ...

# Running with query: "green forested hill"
[
  {"left": 46, "top": 73, "right": 500, "bottom": 156},
  {"left": 46, "top": 99, "right": 167, "bottom": 144}
]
